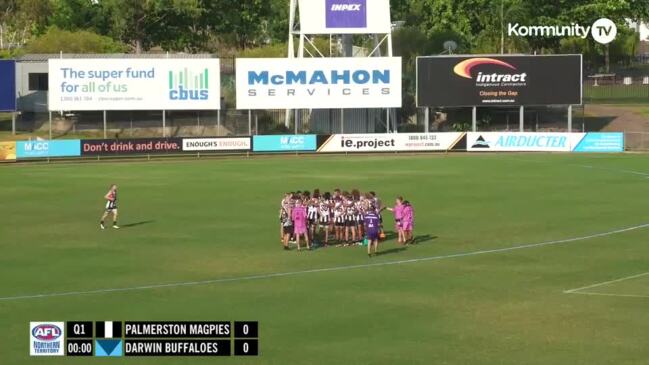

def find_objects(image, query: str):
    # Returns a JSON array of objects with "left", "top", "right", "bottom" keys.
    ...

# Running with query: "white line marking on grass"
[
  {"left": 498, "top": 157, "right": 648, "bottom": 180},
  {"left": 577, "top": 165, "right": 649, "bottom": 178},
  {"left": 564, "top": 271, "right": 649, "bottom": 294},
  {"left": 1, "top": 223, "right": 648, "bottom": 302},
  {"left": 565, "top": 291, "right": 649, "bottom": 299}
]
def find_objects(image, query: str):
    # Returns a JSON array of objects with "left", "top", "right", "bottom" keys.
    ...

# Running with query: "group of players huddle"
[{"left": 279, "top": 189, "right": 415, "bottom": 257}]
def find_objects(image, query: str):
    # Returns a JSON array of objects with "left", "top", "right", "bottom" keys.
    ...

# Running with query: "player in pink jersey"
[
  {"left": 401, "top": 200, "right": 414, "bottom": 243},
  {"left": 386, "top": 196, "right": 405, "bottom": 244},
  {"left": 291, "top": 199, "right": 310, "bottom": 250}
]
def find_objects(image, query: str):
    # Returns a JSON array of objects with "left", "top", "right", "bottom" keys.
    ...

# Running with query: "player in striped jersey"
[
  {"left": 318, "top": 193, "right": 332, "bottom": 246},
  {"left": 333, "top": 203, "right": 345, "bottom": 243},
  {"left": 279, "top": 207, "right": 292, "bottom": 250},
  {"left": 307, "top": 198, "right": 319, "bottom": 241},
  {"left": 354, "top": 196, "right": 366, "bottom": 238},
  {"left": 100, "top": 184, "right": 119, "bottom": 229},
  {"left": 344, "top": 198, "right": 358, "bottom": 244},
  {"left": 280, "top": 192, "right": 292, "bottom": 242}
]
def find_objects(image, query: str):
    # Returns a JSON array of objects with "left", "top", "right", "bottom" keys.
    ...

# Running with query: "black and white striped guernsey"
[
  {"left": 307, "top": 205, "right": 319, "bottom": 221},
  {"left": 105, "top": 191, "right": 117, "bottom": 210},
  {"left": 319, "top": 205, "right": 331, "bottom": 223}
]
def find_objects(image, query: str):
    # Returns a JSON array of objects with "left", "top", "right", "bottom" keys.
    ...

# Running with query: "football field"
[{"left": 1, "top": 153, "right": 648, "bottom": 364}]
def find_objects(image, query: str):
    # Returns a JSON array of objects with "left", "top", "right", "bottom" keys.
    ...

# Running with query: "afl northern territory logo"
[{"left": 30, "top": 322, "right": 65, "bottom": 356}]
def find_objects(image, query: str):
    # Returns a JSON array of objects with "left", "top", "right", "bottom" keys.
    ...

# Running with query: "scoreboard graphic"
[{"left": 30, "top": 321, "right": 259, "bottom": 357}]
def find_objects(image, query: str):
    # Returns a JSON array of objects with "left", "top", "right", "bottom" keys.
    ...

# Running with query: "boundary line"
[
  {"left": 564, "top": 271, "right": 649, "bottom": 294},
  {"left": 564, "top": 271, "right": 649, "bottom": 299},
  {"left": 565, "top": 291, "right": 649, "bottom": 299},
  {"left": 1, "top": 223, "right": 647, "bottom": 302},
  {"left": 578, "top": 165, "right": 649, "bottom": 178}
]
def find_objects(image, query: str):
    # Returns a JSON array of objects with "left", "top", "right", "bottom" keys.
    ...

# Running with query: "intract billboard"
[{"left": 417, "top": 55, "right": 582, "bottom": 107}]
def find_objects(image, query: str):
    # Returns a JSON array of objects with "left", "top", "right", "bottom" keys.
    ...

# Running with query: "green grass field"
[{"left": 1, "top": 153, "right": 648, "bottom": 364}]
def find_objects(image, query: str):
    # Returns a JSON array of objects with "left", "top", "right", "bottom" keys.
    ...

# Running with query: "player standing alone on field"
[{"left": 100, "top": 184, "right": 120, "bottom": 230}]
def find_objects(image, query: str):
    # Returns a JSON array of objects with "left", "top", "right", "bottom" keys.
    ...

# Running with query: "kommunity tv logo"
[
  {"left": 508, "top": 18, "right": 618, "bottom": 45},
  {"left": 168, "top": 68, "right": 209, "bottom": 101}
]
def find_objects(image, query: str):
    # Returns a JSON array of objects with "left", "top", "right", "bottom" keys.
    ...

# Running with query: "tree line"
[{"left": 0, "top": 0, "right": 646, "bottom": 71}]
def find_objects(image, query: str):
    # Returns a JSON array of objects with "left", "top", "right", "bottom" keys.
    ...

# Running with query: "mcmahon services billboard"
[
  {"left": 236, "top": 57, "right": 402, "bottom": 109},
  {"left": 417, "top": 55, "right": 582, "bottom": 107}
]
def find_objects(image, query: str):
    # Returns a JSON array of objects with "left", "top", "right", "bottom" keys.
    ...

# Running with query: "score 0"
[{"left": 234, "top": 321, "right": 258, "bottom": 356}]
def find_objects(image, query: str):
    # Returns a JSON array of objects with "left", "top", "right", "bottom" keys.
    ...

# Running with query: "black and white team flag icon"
[{"left": 95, "top": 321, "right": 122, "bottom": 338}]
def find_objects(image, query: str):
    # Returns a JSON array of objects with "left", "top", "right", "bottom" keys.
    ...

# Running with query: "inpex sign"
[{"left": 326, "top": 0, "right": 367, "bottom": 28}]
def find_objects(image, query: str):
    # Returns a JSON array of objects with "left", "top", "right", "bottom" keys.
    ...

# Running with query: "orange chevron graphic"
[{"left": 453, "top": 58, "right": 517, "bottom": 79}]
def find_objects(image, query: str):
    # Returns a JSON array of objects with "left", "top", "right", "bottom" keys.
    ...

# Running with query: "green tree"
[
  {"left": 472, "top": 0, "right": 528, "bottom": 54},
  {"left": 265, "top": 0, "right": 289, "bottom": 44},
  {"left": 0, "top": 0, "right": 50, "bottom": 49},
  {"left": 25, "top": 26, "right": 127, "bottom": 53},
  {"left": 103, "top": 0, "right": 205, "bottom": 53},
  {"left": 203, "top": 0, "right": 272, "bottom": 48},
  {"left": 390, "top": 0, "right": 412, "bottom": 22},
  {"left": 16, "top": 0, "right": 50, "bottom": 35},
  {"left": 0, "top": 0, "right": 17, "bottom": 49},
  {"left": 49, "top": 0, "right": 110, "bottom": 35}
]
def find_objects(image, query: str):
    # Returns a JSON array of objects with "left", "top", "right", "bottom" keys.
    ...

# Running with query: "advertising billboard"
[
  {"left": 0, "top": 60, "right": 16, "bottom": 111},
  {"left": 0, "top": 141, "right": 16, "bottom": 161},
  {"left": 16, "top": 140, "right": 81, "bottom": 158},
  {"left": 236, "top": 57, "right": 401, "bottom": 109},
  {"left": 49, "top": 59, "right": 221, "bottom": 111},
  {"left": 317, "top": 133, "right": 463, "bottom": 152},
  {"left": 573, "top": 132, "right": 624, "bottom": 152},
  {"left": 81, "top": 138, "right": 182, "bottom": 155},
  {"left": 417, "top": 55, "right": 582, "bottom": 107},
  {"left": 253, "top": 135, "right": 317, "bottom": 152},
  {"left": 466, "top": 132, "right": 586, "bottom": 152},
  {"left": 182, "top": 138, "right": 251, "bottom": 152},
  {"left": 297, "top": 0, "right": 391, "bottom": 34}
]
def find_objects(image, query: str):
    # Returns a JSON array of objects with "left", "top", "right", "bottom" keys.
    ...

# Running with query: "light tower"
[{"left": 286, "top": 0, "right": 396, "bottom": 133}]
